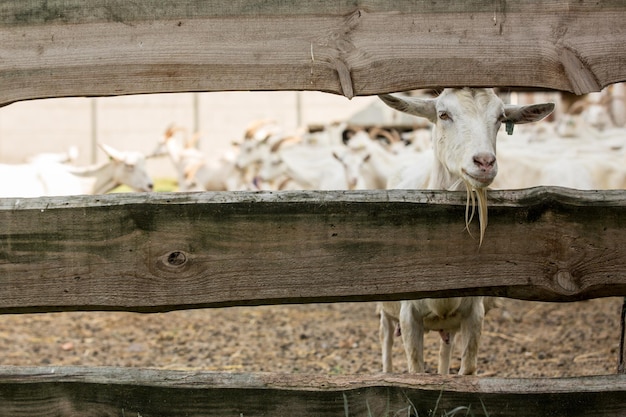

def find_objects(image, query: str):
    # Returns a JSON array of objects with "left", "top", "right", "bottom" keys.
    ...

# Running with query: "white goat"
[
  {"left": 491, "top": 121, "right": 626, "bottom": 191},
  {"left": 330, "top": 149, "right": 371, "bottom": 190},
  {"left": 0, "top": 144, "right": 153, "bottom": 198},
  {"left": 234, "top": 120, "right": 285, "bottom": 183},
  {"left": 556, "top": 87, "right": 626, "bottom": 138},
  {"left": 378, "top": 88, "right": 554, "bottom": 375},
  {"left": 346, "top": 130, "right": 402, "bottom": 189},
  {"left": 255, "top": 138, "right": 371, "bottom": 190},
  {"left": 155, "top": 126, "right": 245, "bottom": 191}
]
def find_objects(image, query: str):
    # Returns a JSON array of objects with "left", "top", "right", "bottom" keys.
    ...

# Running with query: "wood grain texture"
[
  {"left": 0, "top": 366, "right": 624, "bottom": 417},
  {"left": 617, "top": 297, "right": 626, "bottom": 374},
  {"left": 1, "top": 187, "right": 625, "bottom": 313},
  {"left": 2, "top": 1, "right": 625, "bottom": 106}
]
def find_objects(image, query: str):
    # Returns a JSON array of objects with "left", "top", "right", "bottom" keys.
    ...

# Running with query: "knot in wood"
[
  {"left": 155, "top": 250, "right": 191, "bottom": 274},
  {"left": 167, "top": 251, "right": 187, "bottom": 266},
  {"left": 554, "top": 270, "right": 578, "bottom": 293}
]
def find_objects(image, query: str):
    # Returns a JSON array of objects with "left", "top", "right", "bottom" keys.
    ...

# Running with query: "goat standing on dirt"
[{"left": 378, "top": 88, "right": 554, "bottom": 375}]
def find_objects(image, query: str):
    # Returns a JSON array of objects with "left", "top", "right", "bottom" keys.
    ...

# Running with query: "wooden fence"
[
  {"left": 2, "top": 0, "right": 626, "bottom": 107},
  {"left": 1, "top": 1, "right": 626, "bottom": 416}
]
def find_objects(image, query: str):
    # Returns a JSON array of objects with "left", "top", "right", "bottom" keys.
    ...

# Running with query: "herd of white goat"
[
  {"left": 153, "top": 86, "right": 626, "bottom": 196},
  {"left": 2, "top": 86, "right": 625, "bottom": 375},
  {"left": 5, "top": 87, "right": 624, "bottom": 198}
]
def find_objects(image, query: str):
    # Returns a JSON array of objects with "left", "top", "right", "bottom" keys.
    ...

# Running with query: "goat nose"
[{"left": 473, "top": 153, "right": 496, "bottom": 171}]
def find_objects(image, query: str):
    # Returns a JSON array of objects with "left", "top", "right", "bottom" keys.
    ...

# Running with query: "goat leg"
[
  {"left": 458, "top": 309, "right": 484, "bottom": 375},
  {"left": 379, "top": 311, "right": 395, "bottom": 373},
  {"left": 438, "top": 332, "right": 456, "bottom": 375},
  {"left": 400, "top": 303, "right": 425, "bottom": 373}
]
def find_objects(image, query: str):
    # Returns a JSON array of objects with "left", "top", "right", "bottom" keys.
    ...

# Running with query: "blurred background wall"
[{"left": 0, "top": 91, "right": 376, "bottom": 179}]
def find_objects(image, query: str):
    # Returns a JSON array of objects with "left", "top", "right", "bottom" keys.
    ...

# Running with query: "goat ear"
[
  {"left": 98, "top": 143, "right": 122, "bottom": 161},
  {"left": 504, "top": 102, "right": 555, "bottom": 124},
  {"left": 378, "top": 94, "right": 437, "bottom": 122}
]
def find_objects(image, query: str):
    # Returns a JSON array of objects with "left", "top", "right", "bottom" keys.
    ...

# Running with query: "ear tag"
[{"left": 505, "top": 121, "right": 515, "bottom": 135}]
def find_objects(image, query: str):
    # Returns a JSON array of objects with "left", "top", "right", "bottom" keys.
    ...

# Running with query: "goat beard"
[{"left": 463, "top": 181, "right": 488, "bottom": 247}]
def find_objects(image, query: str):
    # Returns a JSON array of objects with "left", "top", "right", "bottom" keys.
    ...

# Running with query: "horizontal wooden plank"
[
  {"left": 2, "top": 1, "right": 625, "bottom": 106},
  {"left": 0, "top": 187, "right": 626, "bottom": 313},
  {"left": 0, "top": 366, "right": 623, "bottom": 417}
]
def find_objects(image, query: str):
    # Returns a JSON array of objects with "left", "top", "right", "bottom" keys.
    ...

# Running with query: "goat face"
[
  {"left": 101, "top": 144, "right": 154, "bottom": 192},
  {"left": 432, "top": 88, "right": 502, "bottom": 189},
  {"left": 116, "top": 152, "right": 154, "bottom": 192},
  {"left": 235, "top": 139, "right": 267, "bottom": 170},
  {"left": 332, "top": 150, "right": 370, "bottom": 190},
  {"left": 379, "top": 88, "right": 555, "bottom": 190}
]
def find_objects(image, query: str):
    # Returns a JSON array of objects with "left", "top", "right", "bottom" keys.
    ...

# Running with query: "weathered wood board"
[
  {"left": 2, "top": 1, "right": 626, "bottom": 106},
  {"left": 0, "top": 366, "right": 624, "bottom": 417},
  {"left": 1, "top": 187, "right": 625, "bottom": 314},
  {"left": 3, "top": 1, "right": 626, "bottom": 415}
]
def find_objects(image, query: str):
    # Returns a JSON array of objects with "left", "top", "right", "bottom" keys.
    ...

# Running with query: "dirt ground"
[{"left": 0, "top": 297, "right": 622, "bottom": 378}]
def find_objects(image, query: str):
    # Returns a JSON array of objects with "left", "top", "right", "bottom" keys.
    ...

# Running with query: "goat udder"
[
  {"left": 438, "top": 329, "right": 451, "bottom": 345},
  {"left": 394, "top": 322, "right": 402, "bottom": 337}
]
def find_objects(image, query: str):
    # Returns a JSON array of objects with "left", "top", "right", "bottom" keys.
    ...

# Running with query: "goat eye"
[{"left": 439, "top": 111, "right": 451, "bottom": 121}]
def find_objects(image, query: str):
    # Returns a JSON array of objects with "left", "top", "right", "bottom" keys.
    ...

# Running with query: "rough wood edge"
[
  {"left": 1, "top": 187, "right": 625, "bottom": 210},
  {"left": 0, "top": 365, "right": 623, "bottom": 392},
  {"left": 2, "top": 1, "right": 626, "bottom": 106},
  {"left": 0, "top": 367, "right": 624, "bottom": 417}
]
